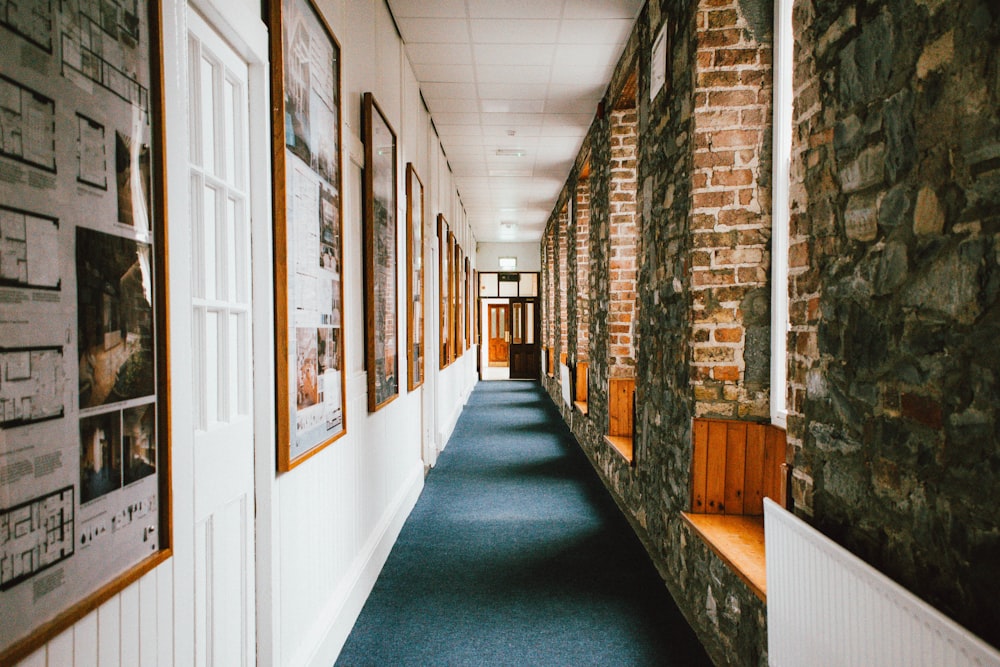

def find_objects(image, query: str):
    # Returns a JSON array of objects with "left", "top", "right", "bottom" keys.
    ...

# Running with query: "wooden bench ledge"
[
  {"left": 681, "top": 512, "right": 766, "bottom": 601},
  {"left": 604, "top": 435, "right": 633, "bottom": 464}
]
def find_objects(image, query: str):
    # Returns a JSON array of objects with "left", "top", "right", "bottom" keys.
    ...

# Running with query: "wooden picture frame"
[
  {"left": 271, "top": 0, "right": 347, "bottom": 471},
  {"left": 406, "top": 164, "right": 424, "bottom": 391},
  {"left": 456, "top": 244, "right": 465, "bottom": 354},
  {"left": 448, "top": 231, "right": 458, "bottom": 363},
  {"left": 0, "top": 2, "right": 171, "bottom": 662},
  {"left": 362, "top": 92, "right": 399, "bottom": 412},
  {"left": 465, "top": 257, "right": 472, "bottom": 350},
  {"left": 438, "top": 214, "right": 451, "bottom": 368}
]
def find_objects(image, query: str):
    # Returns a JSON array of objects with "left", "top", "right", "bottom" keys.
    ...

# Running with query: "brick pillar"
[
  {"left": 689, "top": 0, "right": 772, "bottom": 418},
  {"left": 609, "top": 107, "right": 638, "bottom": 378},
  {"left": 545, "top": 224, "right": 556, "bottom": 351},
  {"left": 576, "top": 171, "right": 591, "bottom": 362},
  {"left": 558, "top": 204, "right": 569, "bottom": 362}
]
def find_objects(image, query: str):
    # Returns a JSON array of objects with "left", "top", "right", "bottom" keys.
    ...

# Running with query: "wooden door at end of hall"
[
  {"left": 509, "top": 298, "right": 539, "bottom": 379},
  {"left": 487, "top": 304, "right": 509, "bottom": 366}
]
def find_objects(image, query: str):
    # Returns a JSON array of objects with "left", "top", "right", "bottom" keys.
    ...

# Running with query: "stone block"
[
  {"left": 839, "top": 144, "right": 886, "bottom": 193},
  {"left": 844, "top": 193, "right": 878, "bottom": 242},
  {"left": 913, "top": 186, "right": 944, "bottom": 236}
]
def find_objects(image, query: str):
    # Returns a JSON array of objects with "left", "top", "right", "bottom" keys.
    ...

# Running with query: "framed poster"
[
  {"left": 448, "top": 230, "right": 458, "bottom": 363},
  {"left": 455, "top": 245, "right": 466, "bottom": 358},
  {"left": 362, "top": 92, "right": 398, "bottom": 412},
  {"left": 405, "top": 164, "right": 424, "bottom": 392},
  {"left": 0, "top": 1, "right": 170, "bottom": 663},
  {"left": 438, "top": 214, "right": 451, "bottom": 368},
  {"left": 271, "top": 0, "right": 346, "bottom": 471},
  {"left": 465, "top": 257, "right": 472, "bottom": 350}
]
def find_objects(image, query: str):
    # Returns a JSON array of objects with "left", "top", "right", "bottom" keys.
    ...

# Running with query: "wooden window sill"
[
  {"left": 604, "top": 435, "right": 633, "bottom": 463},
  {"left": 681, "top": 512, "right": 766, "bottom": 601},
  {"left": 574, "top": 400, "right": 588, "bottom": 415}
]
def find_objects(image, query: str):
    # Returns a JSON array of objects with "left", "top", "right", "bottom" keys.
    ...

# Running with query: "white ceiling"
[{"left": 387, "top": 0, "right": 644, "bottom": 243}]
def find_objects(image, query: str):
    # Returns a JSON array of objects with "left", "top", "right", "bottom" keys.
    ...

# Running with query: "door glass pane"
[
  {"left": 512, "top": 303, "right": 523, "bottom": 344},
  {"left": 526, "top": 303, "right": 535, "bottom": 344}
]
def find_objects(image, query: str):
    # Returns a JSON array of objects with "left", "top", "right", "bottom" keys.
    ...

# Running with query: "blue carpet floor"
[{"left": 335, "top": 380, "right": 712, "bottom": 666}]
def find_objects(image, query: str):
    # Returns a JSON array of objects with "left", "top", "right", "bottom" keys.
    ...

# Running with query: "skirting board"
[{"left": 293, "top": 460, "right": 425, "bottom": 667}]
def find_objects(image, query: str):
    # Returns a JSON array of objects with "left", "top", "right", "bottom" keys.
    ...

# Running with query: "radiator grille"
[{"left": 765, "top": 499, "right": 1000, "bottom": 667}]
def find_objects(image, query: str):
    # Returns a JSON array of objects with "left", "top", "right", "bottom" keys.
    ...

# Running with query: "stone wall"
[
  {"left": 540, "top": 0, "right": 777, "bottom": 664},
  {"left": 787, "top": 0, "right": 1000, "bottom": 646}
]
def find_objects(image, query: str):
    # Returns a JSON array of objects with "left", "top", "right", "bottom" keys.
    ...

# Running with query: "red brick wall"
[
  {"left": 576, "top": 177, "right": 591, "bottom": 362},
  {"left": 609, "top": 107, "right": 638, "bottom": 378},
  {"left": 689, "top": 0, "right": 772, "bottom": 418},
  {"left": 558, "top": 205, "right": 569, "bottom": 361}
]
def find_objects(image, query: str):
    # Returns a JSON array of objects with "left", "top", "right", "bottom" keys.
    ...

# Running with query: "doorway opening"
[{"left": 478, "top": 272, "right": 539, "bottom": 381}]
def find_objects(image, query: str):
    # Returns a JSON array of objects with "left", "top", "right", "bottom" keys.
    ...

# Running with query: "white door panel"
[{"left": 186, "top": 8, "right": 255, "bottom": 667}]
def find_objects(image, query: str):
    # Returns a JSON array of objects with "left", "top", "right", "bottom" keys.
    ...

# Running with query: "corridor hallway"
[{"left": 336, "top": 382, "right": 711, "bottom": 666}]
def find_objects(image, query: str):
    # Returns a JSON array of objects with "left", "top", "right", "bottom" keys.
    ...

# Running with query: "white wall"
[
  {"left": 476, "top": 241, "right": 542, "bottom": 272},
  {"left": 15, "top": 1, "right": 477, "bottom": 665}
]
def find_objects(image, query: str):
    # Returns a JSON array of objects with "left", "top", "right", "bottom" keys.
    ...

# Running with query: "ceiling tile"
[
  {"left": 424, "top": 97, "right": 479, "bottom": 114},
  {"left": 561, "top": 0, "right": 644, "bottom": 20},
  {"left": 435, "top": 125, "right": 483, "bottom": 137},
  {"left": 474, "top": 43, "right": 555, "bottom": 65},
  {"left": 469, "top": 19, "right": 560, "bottom": 44},
  {"left": 397, "top": 18, "right": 470, "bottom": 44},
  {"left": 478, "top": 82, "right": 548, "bottom": 100},
  {"left": 466, "top": 0, "right": 564, "bottom": 19},
  {"left": 558, "top": 19, "right": 635, "bottom": 45},
  {"left": 553, "top": 43, "right": 621, "bottom": 69},
  {"left": 405, "top": 43, "right": 473, "bottom": 64},
  {"left": 433, "top": 112, "right": 482, "bottom": 126},
  {"left": 388, "top": 0, "right": 467, "bottom": 18},
  {"left": 441, "top": 134, "right": 488, "bottom": 146},
  {"left": 479, "top": 112, "right": 545, "bottom": 127},
  {"left": 476, "top": 64, "right": 550, "bottom": 84},
  {"left": 411, "top": 63, "right": 475, "bottom": 83},
  {"left": 420, "top": 81, "right": 477, "bottom": 99},
  {"left": 481, "top": 99, "right": 545, "bottom": 114}
]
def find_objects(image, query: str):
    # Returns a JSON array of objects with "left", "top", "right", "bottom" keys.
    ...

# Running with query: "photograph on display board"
[
  {"left": 362, "top": 92, "right": 398, "bottom": 413},
  {"left": 271, "top": 0, "right": 346, "bottom": 470},
  {"left": 76, "top": 227, "right": 155, "bottom": 409},
  {"left": 405, "top": 164, "right": 424, "bottom": 391},
  {"left": 0, "top": 1, "right": 170, "bottom": 662},
  {"left": 114, "top": 131, "right": 152, "bottom": 230},
  {"left": 79, "top": 410, "right": 123, "bottom": 505},
  {"left": 122, "top": 402, "right": 156, "bottom": 486},
  {"left": 438, "top": 214, "right": 450, "bottom": 368}
]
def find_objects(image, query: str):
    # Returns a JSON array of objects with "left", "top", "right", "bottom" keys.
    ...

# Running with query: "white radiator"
[{"left": 764, "top": 499, "right": 1000, "bottom": 667}]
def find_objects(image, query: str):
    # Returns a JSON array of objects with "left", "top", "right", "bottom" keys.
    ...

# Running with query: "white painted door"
[{"left": 187, "top": 10, "right": 255, "bottom": 667}]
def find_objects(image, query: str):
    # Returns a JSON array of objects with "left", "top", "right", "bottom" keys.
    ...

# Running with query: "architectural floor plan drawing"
[
  {"left": 59, "top": 0, "right": 147, "bottom": 111},
  {"left": 0, "top": 206, "right": 60, "bottom": 290},
  {"left": 0, "top": 347, "right": 64, "bottom": 428},
  {"left": 0, "top": 486, "right": 75, "bottom": 591},
  {"left": 0, "top": 75, "right": 57, "bottom": 172},
  {"left": 1, "top": 0, "right": 54, "bottom": 52}
]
